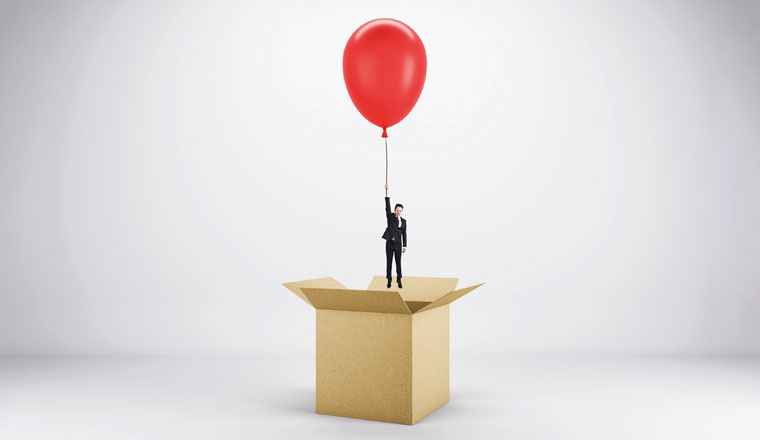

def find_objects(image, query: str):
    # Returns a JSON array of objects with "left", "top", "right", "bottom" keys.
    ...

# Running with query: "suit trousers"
[{"left": 385, "top": 241, "right": 402, "bottom": 281}]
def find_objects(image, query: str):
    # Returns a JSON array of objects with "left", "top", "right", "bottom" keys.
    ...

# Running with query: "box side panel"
[
  {"left": 316, "top": 310, "right": 413, "bottom": 424},
  {"left": 411, "top": 305, "right": 450, "bottom": 424}
]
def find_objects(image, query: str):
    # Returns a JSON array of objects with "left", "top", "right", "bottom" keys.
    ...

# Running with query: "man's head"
[{"left": 394, "top": 203, "right": 404, "bottom": 217}]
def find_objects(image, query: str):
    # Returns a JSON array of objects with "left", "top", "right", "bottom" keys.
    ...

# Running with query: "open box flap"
[
  {"left": 300, "top": 288, "right": 412, "bottom": 314},
  {"left": 415, "top": 283, "right": 485, "bottom": 314},
  {"left": 367, "top": 276, "right": 459, "bottom": 302},
  {"left": 282, "top": 277, "right": 347, "bottom": 306}
]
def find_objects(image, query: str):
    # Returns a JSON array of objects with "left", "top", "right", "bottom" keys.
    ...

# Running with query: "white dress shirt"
[{"left": 397, "top": 216, "right": 403, "bottom": 247}]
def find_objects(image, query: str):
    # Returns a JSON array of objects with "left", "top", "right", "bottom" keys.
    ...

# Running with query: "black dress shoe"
[
  {"left": 397, "top": 279, "right": 403, "bottom": 288},
  {"left": 387, "top": 279, "right": 392, "bottom": 288}
]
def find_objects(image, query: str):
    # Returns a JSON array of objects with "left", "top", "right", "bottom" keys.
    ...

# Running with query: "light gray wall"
[{"left": 1, "top": 0, "right": 759, "bottom": 355}]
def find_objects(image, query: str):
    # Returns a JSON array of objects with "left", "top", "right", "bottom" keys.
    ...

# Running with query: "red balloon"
[{"left": 343, "top": 19, "right": 427, "bottom": 137}]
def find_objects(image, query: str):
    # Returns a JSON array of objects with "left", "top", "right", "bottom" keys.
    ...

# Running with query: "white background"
[{"left": 1, "top": 0, "right": 759, "bottom": 356}]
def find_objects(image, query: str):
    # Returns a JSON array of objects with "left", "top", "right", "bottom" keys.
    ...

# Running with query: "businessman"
[{"left": 382, "top": 184, "right": 406, "bottom": 288}]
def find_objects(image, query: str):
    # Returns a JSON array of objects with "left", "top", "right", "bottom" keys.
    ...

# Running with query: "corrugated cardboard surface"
[
  {"left": 316, "top": 310, "right": 413, "bottom": 424},
  {"left": 412, "top": 305, "right": 450, "bottom": 424},
  {"left": 416, "top": 283, "right": 486, "bottom": 314},
  {"left": 405, "top": 301, "right": 431, "bottom": 313},
  {"left": 301, "top": 288, "right": 411, "bottom": 314},
  {"left": 367, "top": 276, "right": 459, "bottom": 302},
  {"left": 281, "top": 276, "right": 485, "bottom": 425},
  {"left": 282, "top": 277, "right": 347, "bottom": 305}
]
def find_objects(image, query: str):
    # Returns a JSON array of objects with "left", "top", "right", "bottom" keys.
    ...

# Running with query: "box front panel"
[
  {"left": 412, "top": 305, "right": 450, "bottom": 424},
  {"left": 316, "top": 310, "right": 412, "bottom": 424}
]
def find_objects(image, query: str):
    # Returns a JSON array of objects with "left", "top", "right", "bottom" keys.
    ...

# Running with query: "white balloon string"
[{"left": 385, "top": 136, "right": 388, "bottom": 196}]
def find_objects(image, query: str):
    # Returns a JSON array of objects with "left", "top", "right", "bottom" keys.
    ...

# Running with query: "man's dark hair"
[{"left": 395, "top": 203, "right": 404, "bottom": 210}]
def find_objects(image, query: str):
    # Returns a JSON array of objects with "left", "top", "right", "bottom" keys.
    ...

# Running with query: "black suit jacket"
[{"left": 382, "top": 197, "right": 406, "bottom": 248}]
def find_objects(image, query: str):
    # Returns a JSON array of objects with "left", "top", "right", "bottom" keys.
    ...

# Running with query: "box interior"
[{"left": 283, "top": 276, "right": 484, "bottom": 315}]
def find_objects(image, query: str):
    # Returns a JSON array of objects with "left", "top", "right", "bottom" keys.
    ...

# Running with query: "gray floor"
[{"left": 1, "top": 355, "right": 758, "bottom": 439}]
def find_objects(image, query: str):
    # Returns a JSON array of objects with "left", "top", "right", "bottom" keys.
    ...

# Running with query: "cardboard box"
[{"left": 282, "top": 275, "right": 485, "bottom": 425}]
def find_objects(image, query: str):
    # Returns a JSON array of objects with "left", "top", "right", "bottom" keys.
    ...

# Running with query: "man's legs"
[
  {"left": 385, "top": 242, "right": 394, "bottom": 283},
  {"left": 394, "top": 245, "right": 402, "bottom": 284}
]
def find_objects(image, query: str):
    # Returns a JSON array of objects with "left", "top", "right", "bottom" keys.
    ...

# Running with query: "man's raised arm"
[{"left": 384, "top": 184, "right": 391, "bottom": 216}]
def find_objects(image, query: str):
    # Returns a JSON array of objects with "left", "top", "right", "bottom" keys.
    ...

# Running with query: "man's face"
[{"left": 395, "top": 206, "right": 403, "bottom": 217}]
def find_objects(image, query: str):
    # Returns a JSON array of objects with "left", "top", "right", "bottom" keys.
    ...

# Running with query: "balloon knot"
[{"left": 382, "top": 128, "right": 388, "bottom": 138}]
